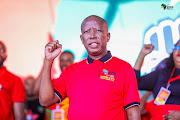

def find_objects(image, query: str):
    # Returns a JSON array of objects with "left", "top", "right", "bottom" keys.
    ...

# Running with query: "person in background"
[
  {"left": 134, "top": 40, "right": 180, "bottom": 120},
  {"left": 39, "top": 15, "right": 140, "bottom": 120},
  {"left": 140, "top": 58, "right": 167, "bottom": 120},
  {"left": 59, "top": 51, "right": 74, "bottom": 72},
  {"left": 24, "top": 76, "right": 45, "bottom": 120},
  {"left": 0, "top": 40, "right": 25, "bottom": 120}
]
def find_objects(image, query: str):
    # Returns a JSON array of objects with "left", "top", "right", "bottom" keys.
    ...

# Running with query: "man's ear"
[
  {"left": 107, "top": 33, "right": 110, "bottom": 42},
  {"left": 80, "top": 35, "right": 83, "bottom": 43},
  {"left": 4, "top": 54, "right": 7, "bottom": 61}
]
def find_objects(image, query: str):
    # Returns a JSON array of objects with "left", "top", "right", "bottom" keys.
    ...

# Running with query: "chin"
[
  {"left": 88, "top": 48, "right": 101, "bottom": 55},
  {"left": 175, "top": 58, "right": 180, "bottom": 62},
  {"left": 89, "top": 51, "right": 100, "bottom": 56}
]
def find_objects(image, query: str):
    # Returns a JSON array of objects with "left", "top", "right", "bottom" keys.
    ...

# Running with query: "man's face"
[
  {"left": 24, "top": 77, "right": 35, "bottom": 97},
  {"left": 60, "top": 53, "right": 74, "bottom": 72},
  {"left": 0, "top": 42, "right": 7, "bottom": 67},
  {"left": 80, "top": 17, "right": 110, "bottom": 59}
]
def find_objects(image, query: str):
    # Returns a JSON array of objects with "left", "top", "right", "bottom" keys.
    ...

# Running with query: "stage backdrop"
[{"left": 0, "top": 0, "right": 180, "bottom": 79}]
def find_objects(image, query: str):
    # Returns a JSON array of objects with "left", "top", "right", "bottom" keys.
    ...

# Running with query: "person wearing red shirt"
[
  {"left": 0, "top": 41, "right": 25, "bottom": 120},
  {"left": 39, "top": 15, "right": 140, "bottom": 120}
]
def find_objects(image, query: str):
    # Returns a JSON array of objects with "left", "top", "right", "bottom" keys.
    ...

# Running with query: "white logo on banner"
[{"left": 142, "top": 17, "right": 180, "bottom": 73}]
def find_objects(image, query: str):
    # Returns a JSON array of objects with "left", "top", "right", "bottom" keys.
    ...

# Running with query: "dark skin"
[
  {"left": 0, "top": 41, "right": 24, "bottom": 120},
  {"left": 0, "top": 42, "right": 7, "bottom": 68},
  {"left": 39, "top": 16, "right": 140, "bottom": 120},
  {"left": 33, "top": 51, "right": 74, "bottom": 95},
  {"left": 24, "top": 76, "right": 39, "bottom": 100},
  {"left": 59, "top": 52, "right": 74, "bottom": 72},
  {"left": 80, "top": 16, "right": 110, "bottom": 60}
]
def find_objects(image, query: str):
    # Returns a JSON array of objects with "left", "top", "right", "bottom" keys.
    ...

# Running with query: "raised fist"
[
  {"left": 45, "top": 40, "right": 62, "bottom": 61},
  {"left": 140, "top": 44, "right": 154, "bottom": 56}
]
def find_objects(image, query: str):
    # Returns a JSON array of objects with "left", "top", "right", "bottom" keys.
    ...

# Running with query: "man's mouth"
[{"left": 89, "top": 42, "right": 98, "bottom": 48}]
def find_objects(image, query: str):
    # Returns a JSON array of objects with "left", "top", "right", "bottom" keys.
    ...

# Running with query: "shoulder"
[
  {"left": 110, "top": 56, "right": 133, "bottom": 69},
  {"left": 63, "top": 59, "right": 87, "bottom": 72},
  {"left": 4, "top": 69, "right": 22, "bottom": 82},
  {"left": 158, "top": 67, "right": 172, "bottom": 74},
  {"left": 153, "top": 67, "right": 171, "bottom": 74}
]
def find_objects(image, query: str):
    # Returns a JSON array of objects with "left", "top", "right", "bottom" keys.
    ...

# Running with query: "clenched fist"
[
  {"left": 45, "top": 40, "right": 62, "bottom": 61},
  {"left": 140, "top": 44, "right": 154, "bottom": 56}
]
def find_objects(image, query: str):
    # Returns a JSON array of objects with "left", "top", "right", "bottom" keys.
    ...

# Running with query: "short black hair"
[{"left": 60, "top": 50, "right": 75, "bottom": 60}]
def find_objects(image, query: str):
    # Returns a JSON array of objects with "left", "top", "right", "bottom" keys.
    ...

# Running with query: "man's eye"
[
  {"left": 84, "top": 30, "right": 89, "bottom": 33},
  {"left": 96, "top": 30, "right": 102, "bottom": 32},
  {"left": 0, "top": 49, "right": 5, "bottom": 53}
]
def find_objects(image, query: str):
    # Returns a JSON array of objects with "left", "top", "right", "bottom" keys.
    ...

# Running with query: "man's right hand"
[{"left": 45, "top": 40, "right": 62, "bottom": 61}]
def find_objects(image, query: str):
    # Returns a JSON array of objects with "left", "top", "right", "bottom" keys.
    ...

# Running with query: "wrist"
[
  {"left": 139, "top": 52, "right": 146, "bottom": 58},
  {"left": 44, "top": 58, "right": 53, "bottom": 66}
]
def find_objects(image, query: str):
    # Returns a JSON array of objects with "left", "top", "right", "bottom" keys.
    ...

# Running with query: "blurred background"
[{"left": 0, "top": 0, "right": 180, "bottom": 79}]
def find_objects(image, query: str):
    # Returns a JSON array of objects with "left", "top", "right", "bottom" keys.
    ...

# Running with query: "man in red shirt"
[
  {"left": 0, "top": 41, "right": 25, "bottom": 120},
  {"left": 39, "top": 15, "right": 140, "bottom": 120}
]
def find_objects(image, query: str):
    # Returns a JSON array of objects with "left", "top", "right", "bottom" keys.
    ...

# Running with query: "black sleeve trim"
[
  {"left": 124, "top": 102, "right": 140, "bottom": 110},
  {"left": 54, "top": 89, "right": 62, "bottom": 102}
]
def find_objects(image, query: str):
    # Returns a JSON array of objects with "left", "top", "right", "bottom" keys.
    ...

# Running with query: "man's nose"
[{"left": 90, "top": 30, "right": 97, "bottom": 39}]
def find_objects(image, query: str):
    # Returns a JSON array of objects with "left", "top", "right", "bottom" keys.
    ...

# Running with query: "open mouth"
[{"left": 89, "top": 42, "right": 99, "bottom": 48}]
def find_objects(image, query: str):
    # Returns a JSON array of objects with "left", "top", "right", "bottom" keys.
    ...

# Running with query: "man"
[
  {"left": 0, "top": 41, "right": 25, "bottom": 120},
  {"left": 24, "top": 76, "right": 45, "bottom": 120},
  {"left": 39, "top": 15, "right": 140, "bottom": 120}
]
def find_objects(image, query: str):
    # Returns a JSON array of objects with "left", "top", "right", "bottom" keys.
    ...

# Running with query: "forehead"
[
  {"left": 60, "top": 53, "right": 74, "bottom": 59},
  {"left": 0, "top": 42, "right": 6, "bottom": 51},
  {"left": 81, "top": 17, "right": 106, "bottom": 30},
  {"left": 25, "top": 78, "right": 35, "bottom": 84}
]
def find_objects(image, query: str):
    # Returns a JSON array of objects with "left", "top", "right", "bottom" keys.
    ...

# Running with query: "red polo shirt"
[
  {"left": 0, "top": 67, "right": 25, "bottom": 120},
  {"left": 53, "top": 51, "right": 140, "bottom": 120}
]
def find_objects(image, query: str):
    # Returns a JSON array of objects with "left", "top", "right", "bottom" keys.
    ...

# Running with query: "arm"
[
  {"left": 134, "top": 44, "right": 156, "bottom": 90},
  {"left": 13, "top": 102, "right": 24, "bottom": 120},
  {"left": 39, "top": 40, "right": 62, "bottom": 107},
  {"left": 33, "top": 67, "right": 43, "bottom": 96},
  {"left": 140, "top": 91, "right": 152, "bottom": 115},
  {"left": 134, "top": 44, "right": 154, "bottom": 70},
  {"left": 126, "top": 106, "right": 141, "bottom": 120}
]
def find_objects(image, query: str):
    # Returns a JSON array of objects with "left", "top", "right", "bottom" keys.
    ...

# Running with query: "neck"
[
  {"left": 26, "top": 95, "right": 38, "bottom": 101},
  {"left": 0, "top": 65, "right": 3, "bottom": 69}
]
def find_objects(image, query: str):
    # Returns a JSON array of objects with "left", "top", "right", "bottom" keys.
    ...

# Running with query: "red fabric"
[
  {"left": 0, "top": 67, "right": 25, "bottom": 120},
  {"left": 141, "top": 115, "right": 150, "bottom": 120},
  {"left": 145, "top": 99, "right": 154, "bottom": 117},
  {"left": 53, "top": 57, "right": 140, "bottom": 120},
  {"left": 151, "top": 104, "right": 180, "bottom": 120},
  {"left": 141, "top": 99, "right": 154, "bottom": 120}
]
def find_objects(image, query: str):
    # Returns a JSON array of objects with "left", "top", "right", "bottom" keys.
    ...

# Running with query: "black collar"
[{"left": 87, "top": 51, "right": 112, "bottom": 64}]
